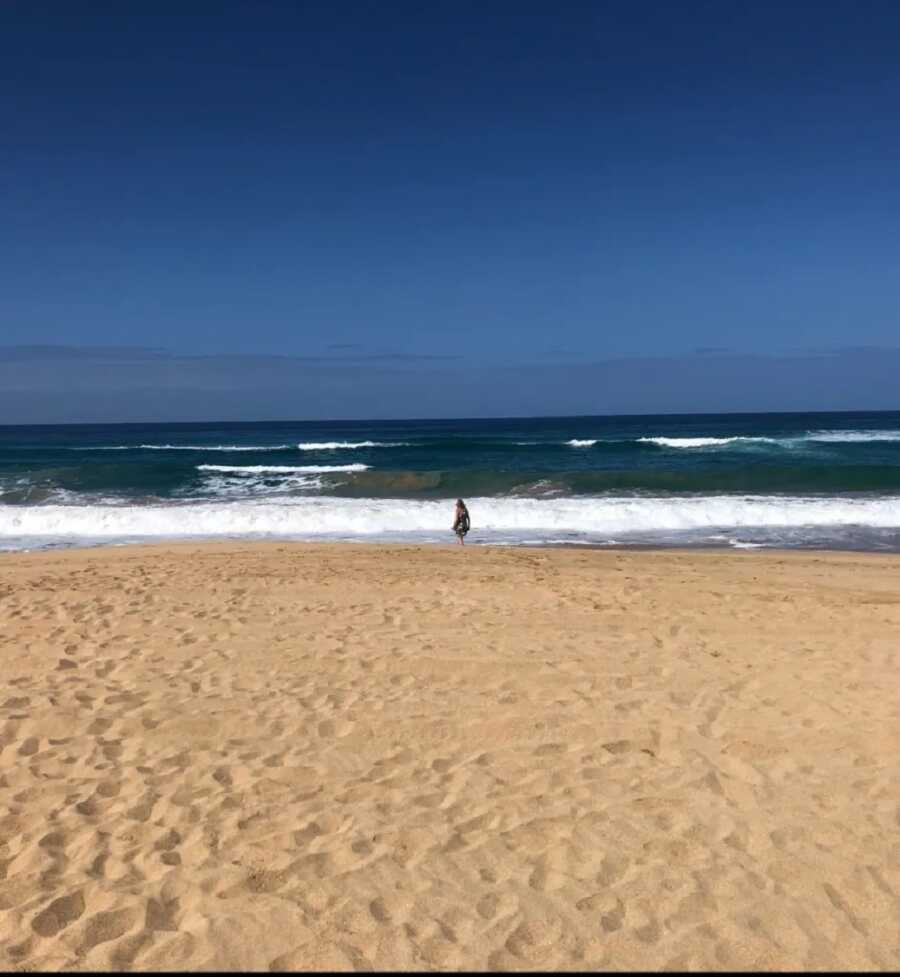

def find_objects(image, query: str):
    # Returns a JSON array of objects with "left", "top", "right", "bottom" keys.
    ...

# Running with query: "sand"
[{"left": 0, "top": 541, "right": 898, "bottom": 971}]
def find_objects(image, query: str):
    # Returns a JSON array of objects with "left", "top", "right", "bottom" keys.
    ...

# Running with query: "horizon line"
[{"left": 2, "top": 406, "right": 899, "bottom": 430}]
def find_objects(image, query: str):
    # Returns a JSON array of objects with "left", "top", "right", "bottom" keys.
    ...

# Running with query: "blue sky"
[{"left": 2, "top": 1, "right": 899, "bottom": 420}]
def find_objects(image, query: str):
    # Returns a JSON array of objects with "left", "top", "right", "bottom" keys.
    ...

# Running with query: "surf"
[{"left": 4, "top": 493, "right": 900, "bottom": 544}]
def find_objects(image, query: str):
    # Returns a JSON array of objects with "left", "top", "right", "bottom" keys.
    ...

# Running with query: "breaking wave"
[
  {"left": 83, "top": 441, "right": 407, "bottom": 452},
  {"left": 196, "top": 464, "right": 369, "bottom": 474},
  {"left": 91, "top": 444, "right": 294, "bottom": 451},
  {"left": 806, "top": 430, "right": 900, "bottom": 443},
  {"left": 295, "top": 441, "right": 409, "bottom": 450},
  {"left": 638, "top": 436, "right": 778, "bottom": 448},
  {"left": 3, "top": 494, "right": 899, "bottom": 544}
]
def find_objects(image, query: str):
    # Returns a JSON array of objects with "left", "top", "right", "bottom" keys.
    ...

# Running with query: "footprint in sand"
[
  {"left": 75, "top": 796, "right": 99, "bottom": 817},
  {"left": 576, "top": 893, "right": 626, "bottom": 932},
  {"left": 3, "top": 696, "right": 31, "bottom": 709},
  {"left": 144, "top": 896, "right": 180, "bottom": 933},
  {"left": 504, "top": 918, "right": 564, "bottom": 962},
  {"left": 602, "top": 739, "right": 633, "bottom": 755},
  {"left": 18, "top": 736, "right": 40, "bottom": 757},
  {"left": 126, "top": 793, "right": 159, "bottom": 822},
  {"left": 77, "top": 907, "right": 138, "bottom": 955},
  {"left": 369, "top": 897, "right": 393, "bottom": 924},
  {"left": 534, "top": 742, "right": 566, "bottom": 756},
  {"left": 32, "top": 891, "right": 86, "bottom": 938},
  {"left": 154, "top": 828, "right": 181, "bottom": 852},
  {"left": 317, "top": 719, "right": 354, "bottom": 739}
]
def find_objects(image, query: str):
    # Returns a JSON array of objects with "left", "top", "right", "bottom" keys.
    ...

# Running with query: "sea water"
[{"left": 2, "top": 411, "right": 900, "bottom": 551}]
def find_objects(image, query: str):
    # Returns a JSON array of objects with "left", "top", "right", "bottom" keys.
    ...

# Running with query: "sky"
[{"left": 2, "top": 0, "right": 899, "bottom": 421}]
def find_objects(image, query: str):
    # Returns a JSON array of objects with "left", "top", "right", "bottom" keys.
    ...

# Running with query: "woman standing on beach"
[{"left": 453, "top": 499, "right": 470, "bottom": 545}]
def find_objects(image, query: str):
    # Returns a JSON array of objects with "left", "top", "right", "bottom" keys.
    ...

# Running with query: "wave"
[
  {"left": 622, "top": 431, "right": 900, "bottom": 449},
  {"left": 75, "top": 431, "right": 900, "bottom": 454},
  {"left": 568, "top": 435, "right": 780, "bottom": 449},
  {"left": 197, "top": 464, "right": 369, "bottom": 474},
  {"left": 565, "top": 431, "right": 900, "bottom": 450},
  {"left": 4, "top": 494, "right": 900, "bottom": 541},
  {"left": 806, "top": 430, "right": 900, "bottom": 443},
  {"left": 88, "top": 444, "right": 295, "bottom": 451},
  {"left": 277, "top": 464, "right": 900, "bottom": 496},
  {"left": 197, "top": 474, "right": 325, "bottom": 500},
  {"left": 638, "top": 436, "right": 777, "bottom": 449},
  {"left": 8, "top": 463, "right": 900, "bottom": 504},
  {"left": 295, "top": 441, "right": 408, "bottom": 450},
  {"left": 85, "top": 442, "right": 406, "bottom": 452}
]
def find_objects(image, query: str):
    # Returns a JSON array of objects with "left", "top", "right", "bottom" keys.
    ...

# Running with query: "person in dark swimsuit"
[{"left": 453, "top": 499, "right": 470, "bottom": 544}]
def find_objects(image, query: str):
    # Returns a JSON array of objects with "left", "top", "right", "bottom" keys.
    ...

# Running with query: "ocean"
[{"left": 2, "top": 411, "right": 900, "bottom": 552}]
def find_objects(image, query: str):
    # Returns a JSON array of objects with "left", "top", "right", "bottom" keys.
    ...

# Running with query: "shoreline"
[{"left": 5, "top": 534, "right": 900, "bottom": 559}]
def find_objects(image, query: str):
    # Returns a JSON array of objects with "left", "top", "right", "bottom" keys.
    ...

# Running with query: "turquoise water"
[{"left": 2, "top": 411, "right": 900, "bottom": 550}]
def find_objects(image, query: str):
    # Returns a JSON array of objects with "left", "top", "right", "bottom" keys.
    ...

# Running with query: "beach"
[{"left": 1, "top": 541, "right": 898, "bottom": 971}]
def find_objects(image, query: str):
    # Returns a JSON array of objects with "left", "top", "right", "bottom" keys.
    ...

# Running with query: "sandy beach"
[{"left": 0, "top": 541, "right": 898, "bottom": 971}]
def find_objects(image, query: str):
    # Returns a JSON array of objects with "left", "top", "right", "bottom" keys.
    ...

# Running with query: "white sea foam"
[
  {"left": 191, "top": 463, "right": 364, "bottom": 500},
  {"left": 566, "top": 435, "right": 778, "bottom": 448},
  {"left": 77, "top": 431, "right": 900, "bottom": 453},
  {"left": 639, "top": 436, "right": 777, "bottom": 448},
  {"left": 198, "top": 474, "right": 325, "bottom": 499},
  {"left": 805, "top": 430, "right": 900, "bottom": 443},
  {"left": 295, "top": 441, "right": 408, "bottom": 450},
  {"left": 3, "top": 494, "right": 899, "bottom": 543},
  {"left": 197, "top": 464, "right": 369, "bottom": 474},
  {"left": 89, "top": 444, "right": 295, "bottom": 451},
  {"left": 86, "top": 441, "right": 407, "bottom": 452},
  {"left": 638, "top": 431, "right": 900, "bottom": 448}
]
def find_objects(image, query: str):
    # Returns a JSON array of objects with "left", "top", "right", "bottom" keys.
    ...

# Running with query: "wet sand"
[{"left": 1, "top": 542, "right": 898, "bottom": 970}]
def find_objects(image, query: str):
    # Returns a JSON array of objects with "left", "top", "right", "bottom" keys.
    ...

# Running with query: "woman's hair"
[{"left": 456, "top": 499, "right": 466, "bottom": 507}]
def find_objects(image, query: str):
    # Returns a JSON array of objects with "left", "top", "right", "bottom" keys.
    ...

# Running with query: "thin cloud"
[
  {"left": 0, "top": 345, "right": 172, "bottom": 361},
  {"left": 4, "top": 345, "right": 897, "bottom": 423},
  {"left": 358, "top": 353, "right": 462, "bottom": 362},
  {"left": 0, "top": 346, "right": 462, "bottom": 364}
]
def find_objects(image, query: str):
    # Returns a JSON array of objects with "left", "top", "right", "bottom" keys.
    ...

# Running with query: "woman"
[{"left": 452, "top": 499, "right": 470, "bottom": 545}]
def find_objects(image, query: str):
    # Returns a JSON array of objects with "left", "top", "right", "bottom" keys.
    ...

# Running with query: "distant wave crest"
[
  {"left": 639, "top": 436, "right": 777, "bottom": 449},
  {"left": 296, "top": 441, "right": 409, "bottom": 450},
  {"left": 90, "top": 444, "right": 293, "bottom": 451},
  {"left": 806, "top": 430, "right": 900, "bottom": 443},
  {"left": 197, "top": 464, "right": 369, "bottom": 474},
  {"left": 85, "top": 441, "right": 408, "bottom": 452}
]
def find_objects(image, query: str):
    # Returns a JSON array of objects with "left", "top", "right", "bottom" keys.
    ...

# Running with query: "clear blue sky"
[{"left": 2, "top": 1, "right": 899, "bottom": 420}]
